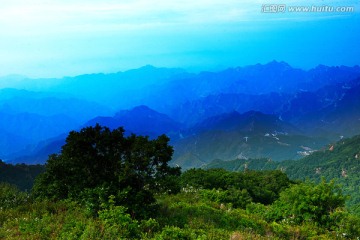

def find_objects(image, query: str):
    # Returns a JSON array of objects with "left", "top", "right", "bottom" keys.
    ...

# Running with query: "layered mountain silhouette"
[
  {"left": 172, "top": 111, "right": 327, "bottom": 169},
  {"left": 281, "top": 78, "right": 360, "bottom": 137},
  {"left": 1, "top": 61, "right": 360, "bottom": 167},
  {"left": 8, "top": 106, "right": 181, "bottom": 164},
  {"left": 188, "top": 110, "right": 297, "bottom": 134},
  {"left": 85, "top": 105, "right": 181, "bottom": 138}
]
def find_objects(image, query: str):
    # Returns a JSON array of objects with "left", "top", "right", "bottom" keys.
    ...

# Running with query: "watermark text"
[{"left": 261, "top": 4, "right": 355, "bottom": 13}]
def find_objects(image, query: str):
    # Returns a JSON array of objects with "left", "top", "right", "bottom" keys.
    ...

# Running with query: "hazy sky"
[{"left": 0, "top": 0, "right": 359, "bottom": 77}]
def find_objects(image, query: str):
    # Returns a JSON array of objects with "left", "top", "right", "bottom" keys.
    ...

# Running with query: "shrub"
[
  {"left": 0, "top": 183, "right": 29, "bottom": 209},
  {"left": 270, "top": 179, "right": 346, "bottom": 228}
]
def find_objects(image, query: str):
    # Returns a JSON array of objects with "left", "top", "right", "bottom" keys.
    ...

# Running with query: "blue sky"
[{"left": 0, "top": 0, "right": 359, "bottom": 78}]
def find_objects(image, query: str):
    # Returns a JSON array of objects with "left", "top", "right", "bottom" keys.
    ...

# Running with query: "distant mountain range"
[
  {"left": 171, "top": 111, "right": 329, "bottom": 169},
  {"left": 1, "top": 61, "right": 360, "bottom": 167}
]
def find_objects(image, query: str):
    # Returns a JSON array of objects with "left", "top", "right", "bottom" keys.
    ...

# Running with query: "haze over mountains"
[{"left": 1, "top": 61, "right": 360, "bottom": 167}]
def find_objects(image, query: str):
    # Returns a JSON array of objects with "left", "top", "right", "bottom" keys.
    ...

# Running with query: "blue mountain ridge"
[{"left": 1, "top": 61, "right": 360, "bottom": 167}]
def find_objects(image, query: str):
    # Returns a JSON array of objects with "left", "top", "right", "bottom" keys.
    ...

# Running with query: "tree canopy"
[
  {"left": 180, "top": 168, "right": 292, "bottom": 205},
  {"left": 32, "top": 124, "right": 181, "bottom": 216},
  {"left": 270, "top": 178, "right": 347, "bottom": 228}
]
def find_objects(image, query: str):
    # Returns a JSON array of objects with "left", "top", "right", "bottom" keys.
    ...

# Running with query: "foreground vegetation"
[
  {"left": 1, "top": 125, "right": 360, "bottom": 239},
  {"left": 1, "top": 172, "right": 360, "bottom": 239}
]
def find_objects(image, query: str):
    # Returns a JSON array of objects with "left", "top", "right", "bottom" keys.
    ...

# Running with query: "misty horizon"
[
  {"left": 1, "top": 60, "right": 360, "bottom": 80},
  {"left": 1, "top": 0, "right": 359, "bottom": 78}
]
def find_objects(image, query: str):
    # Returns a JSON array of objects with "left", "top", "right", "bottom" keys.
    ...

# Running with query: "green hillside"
[
  {"left": 205, "top": 134, "right": 360, "bottom": 214},
  {"left": 0, "top": 160, "right": 44, "bottom": 191}
]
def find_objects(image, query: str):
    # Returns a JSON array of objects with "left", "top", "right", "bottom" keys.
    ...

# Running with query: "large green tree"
[{"left": 33, "top": 124, "right": 180, "bottom": 216}]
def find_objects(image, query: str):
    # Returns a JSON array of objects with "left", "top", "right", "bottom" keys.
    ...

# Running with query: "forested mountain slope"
[{"left": 205, "top": 134, "right": 360, "bottom": 212}]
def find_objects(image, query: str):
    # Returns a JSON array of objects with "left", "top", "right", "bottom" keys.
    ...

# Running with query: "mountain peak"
[
  {"left": 268, "top": 60, "right": 290, "bottom": 66},
  {"left": 115, "top": 105, "right": 162, "bottom": 119},
  {"left": 242, "top": 110, "right": 267, "bottom": 117},
  {"left": 139, "top": 64, "right": 156, "bottom": 70},
  {"left": 131, "top": 105, "right": 153, "bottom": 112},
  {"left": 84, "top": 105, "right": 181, "bottom": 138}
]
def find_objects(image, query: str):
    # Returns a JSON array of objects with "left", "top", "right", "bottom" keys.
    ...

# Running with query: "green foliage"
[
  {"left": 199, "top": 188, "right": 252, "bottom": 209},
  {"left": 156, "top": 191, "right": 268, "bottom": 236},
  {"left": 140, "top": 218, "right": 160, "bottom": 239},
  {"left": 32, "top": 124, "right": 180, "bottom": 217},
  {"left": 238, "top": 170, "right": 292, "bottom": 205},
  {"left": 333, "top": 210, "right": 360, "bottom": 239},
  {"left": 180, "top": 168, "right": 231, "bottom": 189},
  {"left": 155, "top": 226, "right": 198, "bottom": 240},
  {"left": 180, "top": 168, "right": 292, "bottom": 205},
  {"left": 2, "top": 173, "right": 360, "bottom": 239},
  {"left": 0, "top": 200, "right": 87, "bottom": 239},
  {"left": 98, "top": 202, "right": 141, "bottom": 239},
  {"left": 0, "top": 183, "right": 29, "bottom": 209},
  {"left": 0, "top": 159, "right": 44, "bottom": 191},
  {"left": 78, "top": 185, "right": 111, "bottom": 216},
  {"left": 205, "top": 134, "right": 360, "bottom": 214},
  {"left": 270, "top": 179, "right": 346, "bottom": 228}
]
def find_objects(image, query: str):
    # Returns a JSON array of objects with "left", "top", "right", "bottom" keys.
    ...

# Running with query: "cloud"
[
  {"left": 0, "top": 0, "right": 358, "bottom": 77},
  {"left": 0, "top": 0, "right": 269, "bottom": 36},
  {"left": 1, "top": 0, "right": 358, "bottom": 37}
]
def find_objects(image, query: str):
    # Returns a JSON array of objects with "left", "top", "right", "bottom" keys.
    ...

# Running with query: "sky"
[{"left": 0, "top": 0, "right": 359, "bottom": 78}]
